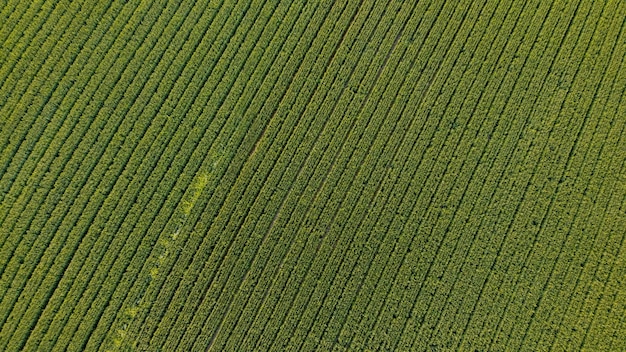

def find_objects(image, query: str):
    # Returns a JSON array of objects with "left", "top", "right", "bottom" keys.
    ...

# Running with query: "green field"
[{"left": 1, "top": 0, "right": 625, "bottom": 350}]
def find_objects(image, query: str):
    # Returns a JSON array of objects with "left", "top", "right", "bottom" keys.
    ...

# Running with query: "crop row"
[
  {"left": 0, "top": 0, "right": 42, "bottom": 52},
  {"left": 0, "top": 2, "right": 122, "bottom": 294},
  {"left": 320, "top": 0, "right": 536, "bottom": 350},
  {"left": 0, "top": 0, "right": 148, "bottom": 278},
  {"left": 31, "top": 2, "right": 227, "bottom": 350},
  {"left": 0, "top": 0, "right": 182, "bottom": 350},
  {"left": 0, "top": 0, "right": 89, "bottom": 178},
  {"left": 95, "top": 0, "right": 342, "bottom": 350},
  {"left": 212, "top": 0, "right": 424, "bottom": 349},
  {"left": 12, "top": 0, "right": 228, "bottom": 346},
  {"left": 235, "top": 1, "right": 441, "bottom": 350},
  {"left": 0, "top": 0, "right": 57, "bottom": 109},
  {"left": 0, "top": 0, "right": 110, "bottom": 243},
  {"left": 381, "top": 0, "right": 578, "bottom": 348},
  {"left": 80, "top": 0, "right": 262, "bottom": 349},
  {"left": 318, "top": 0, "right": 464, "bottom": 348},
  {"left": 91, "top": 0, "right": 297, "bottom": 349},
  {"left": 402, "top": 0, "right": 592, "bottom": 348},
  {"left": 0, "top": 0, "right": 224, "bottom": 350},
  {"left": 132, "top": 0, "right": 376, "bottom": 350},
  {"left": 551, "top": 86, "right": 626, "bottom": 351},
  {"left": 277, "top": 0, "right": 489, "bottom": 349},
  {"left": 2, "top": 0, "right": 624, "bottom": 349},
  {"left": 359, "top": 0, "right": 511, "bottom": 348},
  {"left": 0, "top": 0, "right": 160, "bottom": 338},
  {"left": 199, "top": 0, "right": 403, "bottom": 349},
  {"left": 231, "top": 0, "right": 475, "bottom": 349},
  {"left": 0, "top": 0, "right": 93, "bottom": 191},
  {"left": 546, "top": 113, "right": 626, "bottom": 351},
  {"left": 0, "top": 0, "right": 112, "bottom": 212},
  {"left": 0, "top": 0, "right": 140, "bottom": 240},
  {"left": 316, "top": 0, "right": 493, "bottom": 349},
  {"left": 514, "top": 3, "right": 626, "bottom": 350},
  {"left": 194, "top": 0, "right": 414, "bottom": 350},
  {"left": 467, "top": 0, "right": 616, "bottom": 349},
  {"left": 48, "top": 0, "right": 278, "bottom": 349},
  {"left": 423, "top": 0, "right": 573, "bottom": 348},
  {"left": 334, "top": 0, "right": 562, "bottom": 348},
  {"left": 403, "top": 0, "right": 601, "bottom": 348},
  {"left": 422, "top": 0, "right": 612, "bottom": 348}
]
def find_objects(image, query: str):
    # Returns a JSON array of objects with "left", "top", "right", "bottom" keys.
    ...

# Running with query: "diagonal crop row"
[
  {"left": 0, "top": 1, "right": 184, "bottom": 350},
  {"left": 0, "top": 0, "right": 142, "bottom": 235},
  {"left": 0, "top": 0, "right": 164, "bottom": 336},
  {"left": 112, "top": 0, "right": 346, "bottom": 348},
  {"left": 199, "top": 1, "right": 409, "bottom": 350},
  {"left": 135, "top": 1, "right": 375, "bottom": 350}
]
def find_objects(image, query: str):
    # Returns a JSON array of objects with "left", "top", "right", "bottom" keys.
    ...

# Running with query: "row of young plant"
[
  {"left": 0, "top": 0, "right": 89, "bottom": 185},
  {"left": 428, "top": 0, "right": 624, "bottom": 350},
  {"left": 101, "top": 0, "right": 298, "bottom": 349},
  {"left": 0, "top": 0, "right": 164, "bottom": 341},
  {"left": 96, "top": 0, "right": 319, "bottom": 350},
  {"left": 498, "top": 5, "right": 614, "bottom": 350},
  {"left": 386, "top": 0, "right": 551, "bottom": 349},
  {"left": 82, "top": 0, "right": 256, "bottom": 348},
  {"left": 0, "top": 0, "right": 114, "bottom": 247},
  {"left": 515, "top": 3, "right": 626, "bottom": 350},
  {"left": 535, "top": 82, "right": 626, "bottom": 352},
  {"left": 305, "top": 0, "right": 485, "bottom": 349},
  {"left": 136, "top": 0, "right": 374, "bottom": 349},
  {"left": 240, "top": 0, "right": 449, "bottom": 347},
  {"left": 210, "top": 3, "right": 412, "bottom": 349},
  {"left": 0, "top": 0, "right": 171, "bottom": 328},
  {"left": 414, "top": 0, "right": 573, "bottom": 348},
  {"left": 407, "top": 3, "right": 553, "bottom": 351},
  {"left": 88, "top": 0, "right": 269, "bottom": 348},
  {"left": 0, "top": 3, "right": 91, "bottom": 198},
  {"left": 148, "top": 1, "right": 344, "bottom": 350},
  {"left": 4, "top": 2, "right": 217, "bottom": 346},
  {"left": 190, "top": 0, "right": 406, "bottom": 350},
  {"left": 33, "top": 2, "right": 229, "bottom": 350},
  {"left": 308, "top": 0, "right": 527, "bottom": 349},
  {"left": 192, "top": 0, "right": 393, "bottom": 349},
  {"left": 224, "top": 1, "right": 426, "bottom": 350},
  {"left": 0, "top": 9, "right": 125, "bottom": 313},
  {"left": 0, "top": 0, "right": 43, "bottom": 54},
  {"left": 2, "top": 1, "right": 126, "bottom": 210},
  {"left": 464, "top": 0, "right": 611, "bottom": 349},
  {"left": 408, "top": 0, "right": 604, "bottom": 348},
  {"left": 270, "top": 0, "right": 460, "bottom": 346},
  {"left": 0, "top": 0, "right": 94, "bottom": 198},
  {"left": 355, "top": 0, "right": 507, "bottom": 348},
  {"left": 0, "top": 0, "right": 61, "bottom": 109},
  {"left": 549, "top": 89, "right": 626, "bottom": 351},
  {"left": 0, "top": 0, "right": 150, "bottom": 282},
  {"left": 123, "top": 3, "right": 305, "bottom": 352},
  {"left": 0, "top": 0, "right": 186, "bottom": 350},
  {"left": 51, "top": 0, "right": 278, "bottom": 350},
  {"left": 311, "top": 0, "right": 456, "bottom": 349},
  {"left": 3, "top": 0, "right": 205, "bottom": 350},
  {"left": 402, "top": 0, "right": 592, "bottom": 348},
  {"left": 0, "top": 0, "right": 142, "bottom": 239},
  {"left": 277, "top": 1, "right": 456, "bottom": 350}
]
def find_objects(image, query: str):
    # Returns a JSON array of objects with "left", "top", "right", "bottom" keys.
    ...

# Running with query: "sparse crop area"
[{"left": 1, "top": 0, "right": 625, "bottom": 350}]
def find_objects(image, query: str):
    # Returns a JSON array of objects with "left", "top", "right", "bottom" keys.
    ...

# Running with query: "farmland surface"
[{"left": 1, "top": 0, "right": 625, "bottom": 350}]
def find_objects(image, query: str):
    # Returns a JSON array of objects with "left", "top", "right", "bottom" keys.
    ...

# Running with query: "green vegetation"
[{"left": 1, "top": 0, "right": 624, "bottom": 350}]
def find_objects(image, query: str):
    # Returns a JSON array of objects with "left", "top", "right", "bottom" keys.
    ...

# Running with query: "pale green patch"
[
  {"left": 105, "top": 172, "right": 211, "bottom": 351},
  {"left": 181, "top": 172, "right": 209, "bottom": 215},
  {"left": 149, "top": 267, "right": 159, "bottom": 280}
]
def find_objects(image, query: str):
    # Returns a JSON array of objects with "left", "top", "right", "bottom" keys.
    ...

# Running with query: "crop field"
[{"left": 1, "top": 0, "right": 625, "bottom": 350}]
